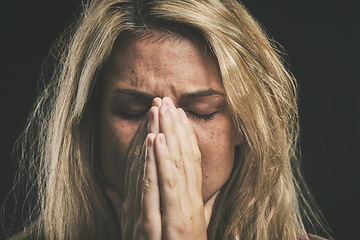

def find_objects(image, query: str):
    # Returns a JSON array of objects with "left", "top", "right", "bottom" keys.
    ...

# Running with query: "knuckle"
[
  {"left": 143, "top": 179, "right": 151, "bottom": 188},
  {"left": 142, "top": 178, "right": 153, "bottom": 192},
  {"left": 174, "top": 156, "right": 184, "bottom": 169},
  {"left": 163, "top": 177, "right": 177, "bottom": 189},
  {"left": 143, "top": 174, "right": 158, "bottom": 191}
]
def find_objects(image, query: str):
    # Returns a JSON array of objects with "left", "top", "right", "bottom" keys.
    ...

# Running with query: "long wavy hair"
[{"left": 4, "top": 0, "right": 332, "bottom": 239}]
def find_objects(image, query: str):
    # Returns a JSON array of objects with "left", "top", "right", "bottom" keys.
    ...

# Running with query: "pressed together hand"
[{"left": 106, "top": 97, "right": 218, "bottom": 240}]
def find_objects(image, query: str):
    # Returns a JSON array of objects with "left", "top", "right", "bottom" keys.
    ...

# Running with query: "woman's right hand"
[{"left": 106, "top": 97, "right": 162, "bottom": 239}]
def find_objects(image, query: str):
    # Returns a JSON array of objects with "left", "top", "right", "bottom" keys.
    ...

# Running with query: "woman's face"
[{"left": 99, "top": 34, "right": 239, "bottom": 202}]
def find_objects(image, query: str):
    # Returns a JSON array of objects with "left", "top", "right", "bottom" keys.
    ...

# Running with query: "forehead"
[{"left": 103, "top": 34, "right": 224, "bottom": 98}]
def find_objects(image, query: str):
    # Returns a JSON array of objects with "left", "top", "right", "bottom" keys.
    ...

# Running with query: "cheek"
[
  {"left": 193, "top": 119, "right": 236, "bottom": 201},
  {"left": 99, "top": 114, "right": 140, "bottom": 194}
]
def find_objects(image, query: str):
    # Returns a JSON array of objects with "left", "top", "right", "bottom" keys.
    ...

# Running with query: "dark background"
[{"left": 1, "top": 1, "right": 359, "bottom": 239}]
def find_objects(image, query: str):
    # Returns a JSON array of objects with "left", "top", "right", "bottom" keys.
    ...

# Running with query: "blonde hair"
[{"left": 5, "top": 0, "right": 332, "bottom": 239}]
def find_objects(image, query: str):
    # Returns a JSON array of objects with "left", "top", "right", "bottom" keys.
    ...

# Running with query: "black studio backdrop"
[{"left": 1, "top": 1, "right": 359, "bottom": 239}]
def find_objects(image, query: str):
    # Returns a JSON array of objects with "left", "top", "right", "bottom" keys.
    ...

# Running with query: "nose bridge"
[{"left": 149, "top": 78, "right": 182, "bottom": 106}]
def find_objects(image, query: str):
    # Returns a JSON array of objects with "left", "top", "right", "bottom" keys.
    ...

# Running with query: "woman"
[{"left": 5, "top": 0, "right": 332, "bottom": 239}]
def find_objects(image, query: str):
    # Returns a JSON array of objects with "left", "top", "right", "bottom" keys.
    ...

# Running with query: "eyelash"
[
  {"left": 118, "top": 110, "right": 216, "bottom": 122},
  {"left": 185, "top": 111, "right": 216, "bottom": 122}
]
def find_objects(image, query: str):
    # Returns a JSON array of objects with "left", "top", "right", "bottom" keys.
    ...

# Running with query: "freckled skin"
[{"left": 99, "top": 35, "right": 239, "bottom": 202}]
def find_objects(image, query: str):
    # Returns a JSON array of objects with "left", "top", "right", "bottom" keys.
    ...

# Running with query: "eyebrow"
[
  {"left": 113, "top": 88, "right": 225, "bottom": 99},
  {"left": 180, "top": 89, "right": 225, "bottom": 99},
  {"left": 113, "top": 89, "right": 154, "bottom": 99}
]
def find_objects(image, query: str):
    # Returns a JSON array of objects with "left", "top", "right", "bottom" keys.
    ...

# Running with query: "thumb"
[
  {"left": 203, "top": 191, "right": 219, "bottom": 227},
  {"left": 106, "top": 186, "right": 124, "bottom": 222}
]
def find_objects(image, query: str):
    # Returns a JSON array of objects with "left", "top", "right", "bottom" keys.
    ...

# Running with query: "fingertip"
[
  {"left": 162, "top": 96, "right": 170, "bottom": 104},
  {"left": 146, "top": 133, "right": 156, "bottom": 147},
  {"left": 156, "top": 133, "right": 166, "bottom": 145},
  {"left": 152, "top": 97, "right": 162, "bottom": 107},
  {"left": 148, "top": 106, "right": 158, "bottom": 117},
  {"left": 147, "top": 132, "right": 156, "bottom": 139},
  {"left": 162, "top": 97, "right": 175, "bottom": 108}
]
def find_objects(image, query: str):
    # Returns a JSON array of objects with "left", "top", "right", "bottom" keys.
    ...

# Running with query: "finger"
[
  {"left": 154, "top": 133, "right": 181, "bottom": 213},
  {"left": 159, "top": 100, "right": 189, "bottom": 200},
  {"left": 158, "top": 102, "right": 182, "bottom": 163},
  {"left": 148, "top": 106, "right": 160, "bottom": 134},
  {"left": 203, "top": 191, "right": 219, "bottom": 227},
  {"left": 177, "top": 108, "right": 203, "bottom": 194},
  {"left": 162, "top": 104, "right": 202, "bottom": 199},
  {"left": 142, "top": 134, "right": 160, "bottom": 212},
  {"left": 141, "top": 133, "right": 161, "bottom": 236},
  {"left": 106, "top": 186, "right": 124, "bottom": 222},
  {"left": 177, "top": 108, "right": 201, "bottom": 159},
  {"left": 152, "top": 97, "right": 162, "bottom": 107}
]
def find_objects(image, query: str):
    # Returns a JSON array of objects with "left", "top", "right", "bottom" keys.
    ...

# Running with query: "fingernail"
[
  {"left": 159, "top": 134, "right": 166, "bottom": 145},
  {"left": 152, "top": 97, "right": 161, "bottom": 107},
  {"left": 165, "top": 98, "right": 174, "bottom": 108}
]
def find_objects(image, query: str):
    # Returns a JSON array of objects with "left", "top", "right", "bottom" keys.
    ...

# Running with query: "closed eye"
[
  {"left": 116, "top": 110, "right": 148, "bottom": 120},
  {"left": 185, "top": 110, "right": 216, "bottom": 122}
]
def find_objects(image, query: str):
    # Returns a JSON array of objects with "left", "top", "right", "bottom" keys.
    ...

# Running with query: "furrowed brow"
[
  {"left": 180, "top": 89, "right": 225, "bottom": 99},
  {"left": 113, "top": 89, "right": 154, "bottom": 99}
]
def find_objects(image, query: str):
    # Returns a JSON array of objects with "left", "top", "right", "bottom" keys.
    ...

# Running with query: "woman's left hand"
[{"left": 143, "top": 97, "right": 217, "bottom": 239}]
